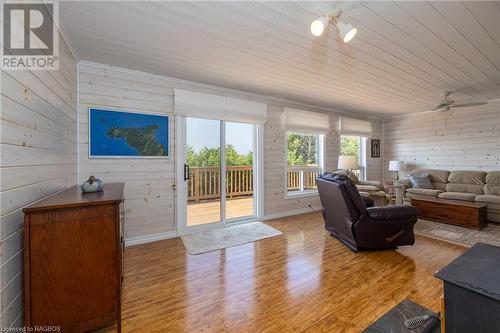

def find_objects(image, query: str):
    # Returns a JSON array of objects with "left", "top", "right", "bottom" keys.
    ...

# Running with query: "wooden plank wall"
[
  {"left": 0, "top": 41, "right": 77, "bottom": 327},
  {"left": 382, "top": 102, "right": 500, "bottom": 180},
  {"left": 78, "top": 62, "right": 383, "bottom": 230},
  {"left": 367, "top": 120, "right": 384, "bottom": 181},
  {"left": 78, "top": 64, "right": 177, "bottom": 239}
]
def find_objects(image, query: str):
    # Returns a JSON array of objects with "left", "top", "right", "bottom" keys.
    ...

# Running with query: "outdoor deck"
[
  {"left": 186, "top": 165, "right": 319, "bottom": 226},
  {"left": 187, "top": 197, "right": 254, "bottom": 226}
]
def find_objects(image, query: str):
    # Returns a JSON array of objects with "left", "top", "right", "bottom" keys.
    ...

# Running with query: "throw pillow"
[
  {"left": 347, "top": 170, "right": 359, "bottom": 184},
  {"left": 409, "top": 173, "right": 433, "bottom": 189},
  {"left": 333, "top": 169, "right": 359, "bottom": 184}
]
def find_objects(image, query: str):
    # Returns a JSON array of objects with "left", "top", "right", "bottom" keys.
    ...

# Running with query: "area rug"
[
  {"left": 414, "top": 219, "right": 500, "bottom": 247},
  {"left": 180, "top": 222, "right": 282, "bottom": 255}
]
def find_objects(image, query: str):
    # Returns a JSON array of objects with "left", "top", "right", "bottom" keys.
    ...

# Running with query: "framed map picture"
[{"left": 89, "top": 108, "right": 169, "bottom": 158}]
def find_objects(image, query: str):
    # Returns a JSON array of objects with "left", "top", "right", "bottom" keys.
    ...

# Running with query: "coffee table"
[{"left": 411, "top": 197, "right": 487, "bottom": 229}]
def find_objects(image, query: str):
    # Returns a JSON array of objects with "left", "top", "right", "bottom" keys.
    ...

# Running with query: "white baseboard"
[
  {"left": 263, "top": 206, "right": 321, "bottom": 221},
  {"left": 125, "top": 230, "right": 178, "bottom": 247}
]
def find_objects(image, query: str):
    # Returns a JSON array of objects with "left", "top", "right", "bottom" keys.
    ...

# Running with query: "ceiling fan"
[{"left": 432, "top": 91, "right": 488, "bottom": 111}]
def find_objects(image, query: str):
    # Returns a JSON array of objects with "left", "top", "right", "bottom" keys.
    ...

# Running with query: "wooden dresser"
[{"left": 23, "top": 183, "right": 125, "bottom": 332}]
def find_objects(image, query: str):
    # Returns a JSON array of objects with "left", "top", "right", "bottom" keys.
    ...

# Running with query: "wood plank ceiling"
[{"left": 60, "top": 1, "right": 500, "bottom": 117}]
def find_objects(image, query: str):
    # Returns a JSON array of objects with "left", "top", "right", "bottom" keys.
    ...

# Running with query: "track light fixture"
[{"left": 310, "top": 8, "right": 357, "bottom": 43}]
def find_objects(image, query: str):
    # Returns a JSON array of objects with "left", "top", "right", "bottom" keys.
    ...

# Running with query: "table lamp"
[
  {"left": 338, "top": 155, "right": 358, "bottom": 171},
  {"left": 388, "top": 160, "right": 405, "bottom": 181}
]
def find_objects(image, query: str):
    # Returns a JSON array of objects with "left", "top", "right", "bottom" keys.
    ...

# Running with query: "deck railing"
[
  {"left": 287, "top": 166, "right": 321, "bottom": 192},
  {"left": 188, "top": 165, "right": 320, "bottom": 201},
  {"left": 188, "top": 166, "right": 253, "bottom": 201}
]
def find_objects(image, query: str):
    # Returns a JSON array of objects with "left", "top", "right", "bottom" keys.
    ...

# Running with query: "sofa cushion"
[
  {"left": 448, "top": 170, "right": 487, "bottom": 185},
  {"left": 356, "top": 184, "right": 380, "bottom": 192},
  {"left": 359, "top": 190, "right": 388, "bottom": 206},
  {"left": 485, "top": 171, "right": 500, "bottom": 196},
  {"left": 358, "top": 180, "right": 383, "bottom": 190},
  {"left": 438, "top": 192, "right": 477, "bottom": 201},
  {"left": 486, "top": 171, "right": 500, "bottom": 185},
  {"left": 409, "top": 173, "right": 433, "bottom": 189},
  {"left": 475, "top": 195, "right": 500, "bottom": 204},
  {"left": 367, "top": 190, "right": 388, "bottom": 198},
  {"left": 410, "top": 168, "right": 450, "bottom": 183},
  {"left": 485, "top": 185, "right": 500, "bottom": 196},
  {"left": 409, "top": 168, "right": 449, "bottom": 191},
  {"left": 406, "top": 188, "right": 443, "bottom": 197},
  {"left": 446, "top": 170, "right": 486, "bottom": 195},
  {"left": 446, "top": 183, "right": 484, "bottom": 195},
  {"left": 430, "top": 182, "right": 447, "bottom": 191}
]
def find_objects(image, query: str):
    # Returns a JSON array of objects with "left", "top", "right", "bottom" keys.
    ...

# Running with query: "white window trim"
[
  {"left": 360, "top": 137, "right": 367, "bottom": 181},
  {"left": 284, "top": 132, "right": 325, "bottom": 199}
]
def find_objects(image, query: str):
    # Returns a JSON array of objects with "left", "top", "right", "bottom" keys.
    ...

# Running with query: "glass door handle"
[{"left": 184, "top": 164, "right": 190, "bottom": 181}]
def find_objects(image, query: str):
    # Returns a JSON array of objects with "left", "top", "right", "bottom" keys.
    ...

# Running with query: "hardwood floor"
[{"left": 103, "top": 212, "right": 465, "bottom": 332}]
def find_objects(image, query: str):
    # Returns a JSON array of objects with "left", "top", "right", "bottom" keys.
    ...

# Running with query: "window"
[
  {"left": 286, "top": 132, "right": 324, "bottom": 196},
  {"left": 340, "top": 135, "right": 367, "bottom": 180}
]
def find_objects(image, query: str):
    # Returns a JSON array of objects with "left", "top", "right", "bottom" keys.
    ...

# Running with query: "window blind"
[
  {"left": 338, "top": 117, "right": 372, "bottom": 136},
  {"left": 283, "top": 108, "right": 330, "bottom": 134},
  {"left": 174, "top": 89, "right": 267, "bottom": 124}
]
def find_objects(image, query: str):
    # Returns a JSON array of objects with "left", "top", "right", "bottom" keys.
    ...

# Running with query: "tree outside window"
[
  {"left": 287, "top": 133, "right": 318, "bottom": 166},
  {"left": 186, "top": 145, "right": 252, "bottom": 167},
  {"left": 286, "top": 132, "right": 323, "bottom": 194}
]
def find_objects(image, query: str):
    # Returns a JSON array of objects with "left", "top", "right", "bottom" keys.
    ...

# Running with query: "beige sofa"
[
  {"left": 333, "top": 170, "right": 389, "bottom": 206},
  {"left": 399, "top": 168, "right": 500, "bottom": 222}
]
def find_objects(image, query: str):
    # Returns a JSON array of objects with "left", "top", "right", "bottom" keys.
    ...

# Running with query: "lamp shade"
[
  {"left": 388, "top": 160, "right": 404, "bottom": 171},
  {"left": 336, "top": 21, "right": 357, "bottom": 43},
  {"left": 311, "top": 16, "right": 329, "bottom": 37},
  {"left": 337, "top": 155, "right": 358, "bottom": 170}
]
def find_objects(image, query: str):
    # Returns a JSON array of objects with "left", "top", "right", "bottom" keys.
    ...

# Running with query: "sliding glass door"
[
  {"left": 225, "top": 122, "right": 254, "bottom": 220},
  {"left": 178, "top": 117, "right": 257, "bottom": 232},
  {"left": 185, "top": 118, "right": 222, "bottom": 226}
]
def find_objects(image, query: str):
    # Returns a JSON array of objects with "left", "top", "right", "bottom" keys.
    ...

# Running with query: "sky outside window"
[{"left": 187, "top": 118, "right": 253, "bottom": 154}]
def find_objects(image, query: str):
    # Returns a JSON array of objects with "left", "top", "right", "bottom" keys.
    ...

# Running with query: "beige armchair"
[{"left": 333, "top": 170, "right": 389, "bottom": 206}]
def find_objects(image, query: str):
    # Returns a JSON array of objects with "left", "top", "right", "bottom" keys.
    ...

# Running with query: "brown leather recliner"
[{"left": 317, "top": 173, "right": 418, "bottom": 251}]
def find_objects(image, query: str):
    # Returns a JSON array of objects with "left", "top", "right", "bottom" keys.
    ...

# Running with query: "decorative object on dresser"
[
  {"left": 435, "top": 243, "right": 500, "bottom": 333},
  {"left": 81, "top": 175, "right": 104, "bottom": 193},
  {"left": 370, "top": 139, "right": 381, "bottom": 158},
  {"left": 23, "top": 183, "right": 125, "bottom": 332},
  {"left": 388, "top": 160, "right": 405, "bottom": 181},
  {"left": 412, "top": 197, "right": 487, "bottom": 229}
]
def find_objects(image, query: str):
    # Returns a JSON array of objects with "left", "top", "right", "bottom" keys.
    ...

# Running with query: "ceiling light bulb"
[
  {"left": 311, "top": 17, "right": 329, "bottom": 37},
  {"left": 337, "top": 21, "right": 357, "bottom": 43}
]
